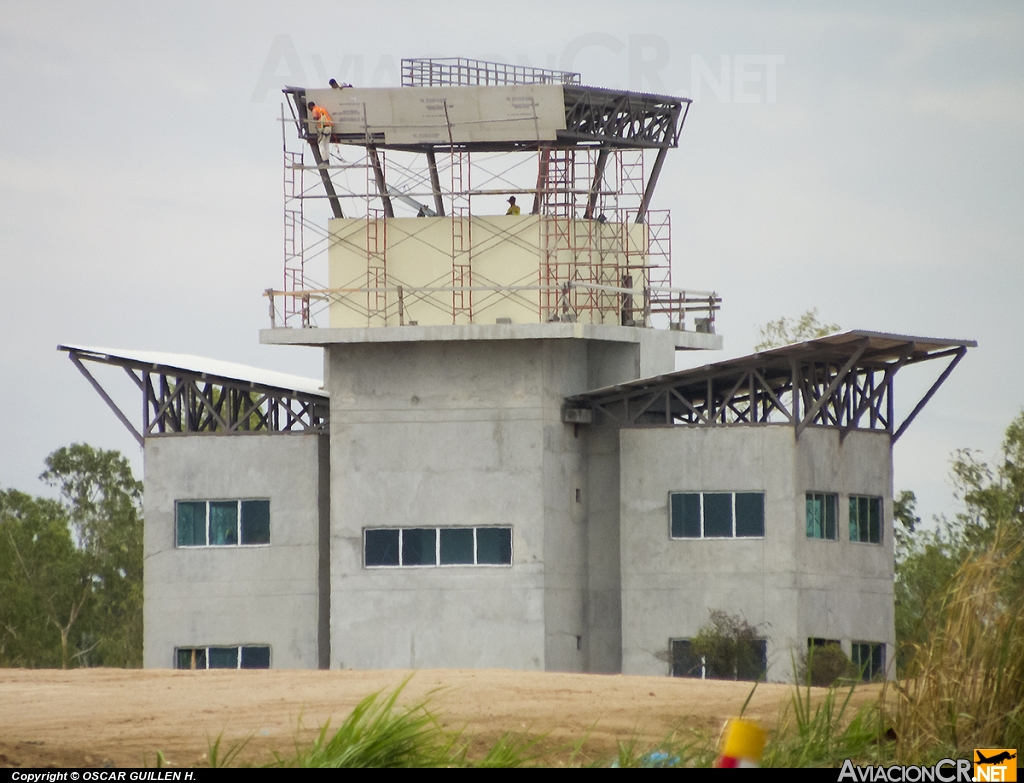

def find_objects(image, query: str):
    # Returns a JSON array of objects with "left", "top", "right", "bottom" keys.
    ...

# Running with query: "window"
[
  {"left": 670, "top": 638, "right": 767, "bottom": 680},
  {"left": 849, "top": 496, "right": 882, "bottom": 544},
  {"left": 176, "top": 500, "right": 270, "bottom": 547},
  {"left": 364, "top": 527, "right": 512, "bottom": 567},
  {"left": 670, "top": 492, "right": 765, "bottom": 539},
  {"left": 175, "top": 645, "right": 271, "bottom": 670},
  {"left": 808, "top": 637, "right": 841, "bottom": 650},
  {"left": 851, "top": 642, "right": 885, "bottom": 681},
  {"left": 806, "top": 493, "right": 837, "bottom": 539}
]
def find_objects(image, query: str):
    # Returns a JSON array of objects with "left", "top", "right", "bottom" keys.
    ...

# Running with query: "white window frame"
[
  {"left": 174, "top": 644, "right": 272, "bottom": 669},
  {"left": 174, "top": 499, "right": 271, "bottom": 548},
  {"left": 668, "top": 491, "right": 766, "bottom": 540},
  {"left": 363, "top": 526, "right": 513, "bottom": 568}
]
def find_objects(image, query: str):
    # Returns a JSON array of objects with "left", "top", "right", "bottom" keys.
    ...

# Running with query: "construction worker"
[
  {"left": 506, "top": 196, "right": 521, "bottom": 215},
  {"left": 306, "top": 101, "right": 333, "bottom": 166},
  {"left": 329, "top": 78, "right": 353, "bottom": 89}
]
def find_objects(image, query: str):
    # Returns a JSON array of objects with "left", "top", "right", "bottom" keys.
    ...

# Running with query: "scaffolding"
[{"left": 267, "top": 59, "right": 721, "bottom": 331}]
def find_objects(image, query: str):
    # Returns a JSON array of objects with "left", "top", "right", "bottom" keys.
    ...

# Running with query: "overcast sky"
[{"left": 2, "top": 1, "right": 1021, "bottom": 526}]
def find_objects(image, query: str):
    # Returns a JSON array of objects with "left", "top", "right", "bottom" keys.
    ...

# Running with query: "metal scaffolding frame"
[{"left": 272, "top": 58, "right": 716, "bottom": 330}]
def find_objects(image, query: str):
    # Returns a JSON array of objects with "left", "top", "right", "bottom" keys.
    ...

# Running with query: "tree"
[
  {"left": 0, "top": 490, "right": 91, "bottom": 668},
  {"left": 0, "top": 444, "right": 144, "bottom": 668},
  {"left": 42, "top": 444, "right": 144, "bottom": 667},
  {"left": 893, "top": 410, "right": 1024, "bottom": 674},
  {"left": 754, "top": 309, "right": 840, "bottom": 351},
  {"left": 690, "top": 610, "right": 766, "bottom": 680}
]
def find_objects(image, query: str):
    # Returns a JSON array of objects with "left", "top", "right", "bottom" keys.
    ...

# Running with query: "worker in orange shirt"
[{"left": 306, "top": 101, "right": 333, "bottom": 166}]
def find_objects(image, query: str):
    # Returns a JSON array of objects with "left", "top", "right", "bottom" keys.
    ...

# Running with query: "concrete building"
[{"left": 62, "top": 59, "right": 974, "bottom": 681}]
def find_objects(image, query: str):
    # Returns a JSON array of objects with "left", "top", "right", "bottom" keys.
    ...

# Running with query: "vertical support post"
[
  {"left": 266, "top": 288, "right": 276, "bottom": 328},
  {"left": 532, "top": 148, "right": 550, "bottom": 215},
  {"left": 584, "top": 147, "right": 609, "bottom": 219},
  {"left": 368, "top": 147, "right": 395, "bottom": 218},
  {"left": 425, "top": 148, "right": 445, "bottom": 217},
  {"left": 635, "top": 146, "right": 668, "bottom": 225}
]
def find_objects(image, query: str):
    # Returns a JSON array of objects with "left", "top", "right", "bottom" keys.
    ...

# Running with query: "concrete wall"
[
  {"left": 325, "top": 339, "right": 577, "bottom": 670},
  {"left": 143, "top": 434, "right": 322, "bottom": 669},
  {"left": 324, "top": 333, "right": 674, "bottom": 671},
  {"left": 618, "top": 425, "right": 894, "bottom": 681}
]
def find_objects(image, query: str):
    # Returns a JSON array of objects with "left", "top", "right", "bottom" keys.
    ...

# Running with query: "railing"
[
  {"left": 264, "top": 283, "right": 720, "bottom": 332},
  {"left": 402, "top": 58, "right": 581, "bottom": 87}
]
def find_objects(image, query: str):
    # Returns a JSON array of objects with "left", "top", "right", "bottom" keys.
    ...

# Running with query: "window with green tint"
[
  {"left": 240, "top": 646, "right": 271, "bottom": 669},
  {"left": 175, "top": 499, "right": 270, "bottom": 548},
  {"left": 806, "top": 493, "right": 837, "bottom": 540},
  {"left": 207, "top": 647, "right": 239, "bottom": 669},
  {"left": 402, "top": 528, "right": 436, "bottom": 566},
  {"left": 702, "top": 494, "right": 733, "bottom": 537},
  {"left": 365, "top": 527, "right": 512, "bottom": 567},
  {"left": 735, "top": 493, "right": 765, "bottom": 537},
  {"left": 439, "top": 528, "right": 474, "bottom": 564},
  {"left": 364, "top": 529, "right": 400, "bottom": 566},
  {"left": 240, "top": 500, "right": 270, "bottom": 545},
  {"left": 209, "top": 502, "right": 238, "bottom": 545},
  {"left": 670, "top": 492, "right": 766, "bottom": 540},
  {"left": 670, "top": 493, "right": 701, "bottom": 538},
  {"left": 476, "top": 527, "right": 512, "bottom": 564},
  {"left": 176, "top": 502, "right": 206, "bottom": 546},
  {"left": 671, "top": 638, "right": 767, "bottom": 681},
  {"left": 176, "top": 645, "right": 270, "bottom": 670},
  {"left": 849, "top": 496, "right": 882, "bottom": 543},
  {"left": 176, "top": 647, "right": 207, "bottom": 670},
  {"left": 851, "top": 642, "right": 885, "bottom": 681}
]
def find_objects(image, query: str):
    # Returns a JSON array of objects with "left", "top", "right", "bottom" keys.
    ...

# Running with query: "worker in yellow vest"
[
  {"left": 506, "top": 196, "right": 521, "bottom": 215},
  {"left": 307, "top": 101, "right": 333, "bottom": 166}
]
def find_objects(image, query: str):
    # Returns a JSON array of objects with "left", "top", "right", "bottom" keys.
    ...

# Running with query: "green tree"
[
  {"left": 893, "top": 410, "right": 1024, "bottom": 674},
  {"left": 42, "top": 444, "right": 144, "bottom": 667},
  {"left": 754, "top": 308, "right": 840, "bottom": 351},
  {"left": 690, "top": 610, "right": 765, "bottom": 680},
  {"left": 0, "top": 490, "right": 91, "bottom": 668},
  {"left": 0, "top": 444, "right": 144, "bottom": 668}
]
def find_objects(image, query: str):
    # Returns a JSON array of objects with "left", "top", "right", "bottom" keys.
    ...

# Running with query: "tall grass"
[
  {"left": 265, "top": 681, "right": 546, "bottom": 768},
  {"left": 886, "top": 529, "right": 1024, "bottom": 761}
]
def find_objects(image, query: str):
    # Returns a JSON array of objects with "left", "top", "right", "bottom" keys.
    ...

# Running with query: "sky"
[{"left": 1, "top": 1, "right": 1022, "bottom": 526}]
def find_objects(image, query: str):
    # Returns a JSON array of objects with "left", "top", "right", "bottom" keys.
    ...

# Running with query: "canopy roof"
[{"left": 566, "top": 330, "right": 976, "bottom": 440}]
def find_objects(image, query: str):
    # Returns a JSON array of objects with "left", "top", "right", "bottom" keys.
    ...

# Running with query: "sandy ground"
[{"left": 0, "top": 668, "right": 881, "bottom": 767}]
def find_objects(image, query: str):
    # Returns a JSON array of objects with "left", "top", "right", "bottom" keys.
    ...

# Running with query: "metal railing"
[
  {"left": 265, "top": 282, "right": 720, "bottom": 332},
  {"left": 402, "top": 58, "right": 581, "bottom": 87}
]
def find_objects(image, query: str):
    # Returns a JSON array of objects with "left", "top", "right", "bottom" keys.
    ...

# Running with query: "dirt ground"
[{"left": 0, "top": 668, "right": 881, "bottom": 767}]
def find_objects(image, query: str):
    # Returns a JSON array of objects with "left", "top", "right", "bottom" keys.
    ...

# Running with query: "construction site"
[{"left": 62, "top": 58, "right": 973, "bottom": 683}]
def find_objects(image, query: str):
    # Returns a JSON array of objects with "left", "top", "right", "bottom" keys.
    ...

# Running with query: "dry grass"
[{"left": 886, "top": 528, "right": 1024, "bottom": 761}]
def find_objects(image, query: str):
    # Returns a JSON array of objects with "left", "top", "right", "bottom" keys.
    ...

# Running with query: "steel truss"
[
  {"left": 61, "top": 347, "right": 328, "bottom": 446},
  {"left": 564, "top": 332, "right": 975, "bottom": 441}
]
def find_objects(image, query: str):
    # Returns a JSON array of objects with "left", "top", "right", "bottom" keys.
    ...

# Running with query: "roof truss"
[{"left": 567, "top": 332, "right": 974, "bottom": 441}]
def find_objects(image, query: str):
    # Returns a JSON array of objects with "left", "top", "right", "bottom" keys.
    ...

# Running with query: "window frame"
[
  {"left": 669, "top": 637, "right": 768, "bottom": 680},
  {"left": 175, "top": 499, "right": 271, "bottom": 548},
  {"left": 669, "top": 491, "right": 766, "bottom": 540},
  {"left": 850, "top": 641, "right": 885, "bottom": 681},
  {"left": 848, "top": 495, "right": 883, "bottom": 544},
  {"left": 363, "top": 526, "right": 513, "bottom": 568},
  {"left": 806, "top": 492, "right": 838, "bottom": 540},
  {"left": 174, "top": 645, "right": 272, "bottom": 670}
]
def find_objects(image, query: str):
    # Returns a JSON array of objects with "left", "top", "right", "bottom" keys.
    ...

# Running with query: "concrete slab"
[{"left": 260, "top": 323, "right": 723, "bottom": 351}]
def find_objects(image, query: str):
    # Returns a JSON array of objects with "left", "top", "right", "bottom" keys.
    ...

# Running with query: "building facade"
[{"left": 61, "top": 59, "right": 974, "bottom": 680}]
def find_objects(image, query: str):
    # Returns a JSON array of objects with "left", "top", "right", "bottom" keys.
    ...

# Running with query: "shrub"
[
  {"left": 800, "top": 643, "right": 857, "bottom": 687},
  {"left": 690, "top": 610, "right": 766, "bottom": 681}
]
